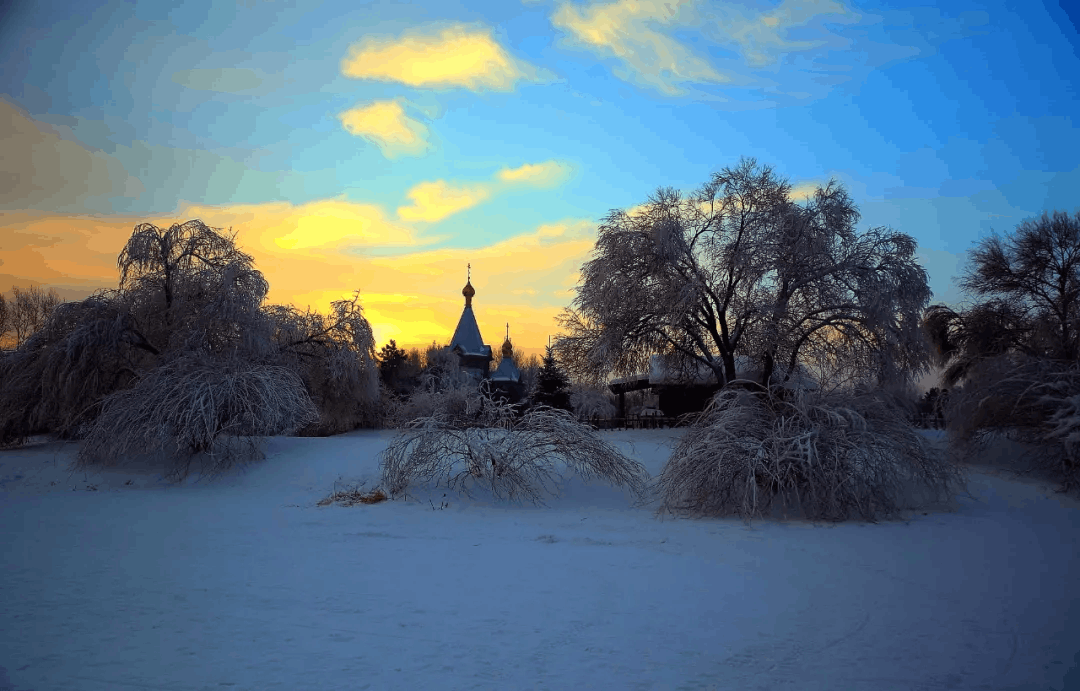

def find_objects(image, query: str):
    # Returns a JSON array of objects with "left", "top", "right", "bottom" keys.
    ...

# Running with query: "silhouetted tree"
[
  {"left": 922, "top": 210, "right": 1080, "bottom": 491},
  {"left": 559, "top": 157, "right": 932, "bottom": 394},
  {"left": 8, "top": 285, "right": 61, "bottom": 348},
  {"left": 378, "top": 339, "right": 408, "bottom": 389},
  {"left": 533, "top": 344, "right": 572, "bottom": 411}
]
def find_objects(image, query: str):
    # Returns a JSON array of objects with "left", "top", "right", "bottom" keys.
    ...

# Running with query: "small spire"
[
  {"left": 502, "top": 323, "right": 513, "bottom": 358},
  {"left": 462, "top": 264, "right": 475, "bottom": 308}
]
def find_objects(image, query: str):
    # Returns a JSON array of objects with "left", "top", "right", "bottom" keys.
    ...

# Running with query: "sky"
[{"left": 1, "top": 0, "right": 1078, "bottom": 355}]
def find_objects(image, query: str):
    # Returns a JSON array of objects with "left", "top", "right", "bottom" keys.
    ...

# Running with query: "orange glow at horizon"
[{"left": 0, "top": 209, "right": 593, "bottom": 357}]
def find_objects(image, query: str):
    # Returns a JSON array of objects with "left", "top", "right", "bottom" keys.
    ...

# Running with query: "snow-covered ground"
[{"left": 1, "top": 429, "right": 1078, "bottom": 691}]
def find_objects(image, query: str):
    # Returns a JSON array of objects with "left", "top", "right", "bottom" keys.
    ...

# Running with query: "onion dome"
[{"left": 501, "top": 324, "right": 513, "bottom": 359}]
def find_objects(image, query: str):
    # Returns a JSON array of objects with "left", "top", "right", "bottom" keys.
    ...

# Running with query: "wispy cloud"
[
  {"left": 398, "top": 160, "right": 574, "bottom": 223},
  {"left": 552, "top": 0, "right": 726, "bottom": 95},
  {"left": 496, "top": 160, "right": 573, "bottom": 187},
  {"left": 337, "top": 100, "right": 432, "bottom": 159},
  {"left": 397, "top": 181, "right": 492, "bottom": 223},
  {"left": 340, "top": 24, "right": 550, "bottom": 91},
  {"left": 714, "top": 0, "right": 856, "bottom": 68},
  {"left": 550, "top": 0, "right": 858, "bottom": 96}
]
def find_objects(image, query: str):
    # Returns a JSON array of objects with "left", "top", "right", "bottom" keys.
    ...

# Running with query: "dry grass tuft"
[{"left": 318, "top": 483, "right": 388, "bottom": 507}]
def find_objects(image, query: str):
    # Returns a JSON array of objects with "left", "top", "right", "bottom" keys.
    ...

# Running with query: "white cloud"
[
  {"left": 341, "top": 24, "right": 550, "bottom": 91},
  {"left": 550, "top": 0, "right": 859, "bottom": 96},
  {"left": 398, "top": 160, "right": 574, "bottom": 223},
  {"left": 397, "top": 181, "right": 492, "bottom": 223},
  {"left": 337, "top": 100, "right": 431, "bottom": 159}
]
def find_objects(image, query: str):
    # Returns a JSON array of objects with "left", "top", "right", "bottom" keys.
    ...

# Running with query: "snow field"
[{"left": 0, "top": 429, "right": 1078, "bottom": 691}]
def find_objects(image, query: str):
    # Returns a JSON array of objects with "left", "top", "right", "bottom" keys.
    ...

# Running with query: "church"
[{"left": 447, "top": 267, "right": 525, "bottom": 404}]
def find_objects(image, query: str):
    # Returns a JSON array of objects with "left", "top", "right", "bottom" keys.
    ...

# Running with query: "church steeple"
[
  {"left": 501, "top": 322, "right": 513, "bottom": 358},
  {"left": 462, "top": 263, "right": 475, "bottom": 308},
  {"left": 448, "top": 263, "right": 492, "bottom": 383}
]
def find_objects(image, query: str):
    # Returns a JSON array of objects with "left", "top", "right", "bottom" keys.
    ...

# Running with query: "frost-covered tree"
[
  {"left": 923, "top": 210, "right": 1080, "bottom": 491},
  {"left": 924, "top": 211, "right": 1080, "bottom": 384},
  {"left": 265, "top": 291, "right": 380, "bottom": 435},
  {"left": 558, "top": 158, "right": 933, "bottom": 393},
  {"left": 0, "top": 219, "right": 377, "bottom": 476}
]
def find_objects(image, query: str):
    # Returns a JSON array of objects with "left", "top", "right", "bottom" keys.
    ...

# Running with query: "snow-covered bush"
[
  {"left": 77, "top": 354, "right": 318, "bottom": 480},
  {"left": 383, "top": 348, "right": 489, "bottom": 428},
  {"left": 655, "top": 387, "right": 965, "bottom": 522},
  {"left": 944, "top": 354, "right": 1080, "bottom": 491},
  {"left": 379, "top": 401, "right": 649, "bottom": 506},
  {"left": 570, "top": 384, "right": 617, "bottom": 422}
]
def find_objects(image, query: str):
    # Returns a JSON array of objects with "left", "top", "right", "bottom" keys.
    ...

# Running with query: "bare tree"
[
  {"left": 0, "top": 291, "right": 159, "bottom": 445},
  {"left": 559, "top": 158, "right": 932, "bottom": 393},
  {"left": 961, "top": 210, "right": 1080, "bottom": 361},
  {"left": 0, "top": 293, "right": 9, "bottom": 350},
  {"left": 8, "top": 285, "right": 61, "bottom": 347}
]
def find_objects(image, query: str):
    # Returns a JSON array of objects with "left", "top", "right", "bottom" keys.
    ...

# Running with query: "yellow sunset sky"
[{"left": 2, "top": 0, "right": 1077, "bottom": 357}]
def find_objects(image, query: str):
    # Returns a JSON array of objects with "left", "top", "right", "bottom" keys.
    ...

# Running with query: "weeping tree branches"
[
  {"left": 0, "top": 219, "right": 379, "bottom": 470},
  {"left": 380, "top": 402, "right": 649, "bottom": 506},
  {"left": 77, "top": 354, "right": 318, "bottom": 480},
  {"left": 559, "top": 158, "right": 932, "bottom": 393},
  {"left": 266, "top": 290, "right": 380, "bottom": 433},
  {"left": 655, "top": 388, "right": 964, "bottom": 522}
]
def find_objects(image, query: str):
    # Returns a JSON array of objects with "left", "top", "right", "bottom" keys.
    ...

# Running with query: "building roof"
[
  {"left": 610, "top": 354, "right": 819, "bottom": 390},
  {"left": 491, "top": 354, "right": 521, "bottom": 382},
  {"left": 449, "top": 305, "right": 491, "bottom": 359}
]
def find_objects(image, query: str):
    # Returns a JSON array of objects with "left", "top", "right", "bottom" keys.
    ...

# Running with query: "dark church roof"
[
  {"left": 448, "top": 271, "right": 492, "bottom": 361},
  {"left": 449, "top": 304, "right": 492, "bottom": 359},
  {"left": 491, "top": 332, "right": 521, "bottom": 383}
]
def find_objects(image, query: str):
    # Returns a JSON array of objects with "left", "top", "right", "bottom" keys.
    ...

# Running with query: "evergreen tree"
[
  {"left": 377, "top": 339, "right": 408, "bottom": 390},
  {"left": 533, "top": 344, "right": 572, "bottom": 411}
]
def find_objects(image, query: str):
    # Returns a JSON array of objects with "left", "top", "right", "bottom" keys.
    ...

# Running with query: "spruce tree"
[
  {"left": 533, "top": 344, "right": 572, "bottom": 411},
  {"left": 377, "top": 340, "right": 408, "bottom": 390}
]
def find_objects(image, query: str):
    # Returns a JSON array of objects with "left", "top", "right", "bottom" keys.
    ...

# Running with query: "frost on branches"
[
  {"left": 558, "top": 157, "right": 932, "bottom": 395},
  {"left": 379, "top": 400, "right": 649, "bottom": 506},
  {"left": 656, "top": 387, "right": 965, "bottom": 523}
]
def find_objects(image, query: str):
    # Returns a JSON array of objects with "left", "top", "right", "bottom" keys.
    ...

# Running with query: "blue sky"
[{"left": 1, "top": 0, "right": 1077, "bottom": 351}]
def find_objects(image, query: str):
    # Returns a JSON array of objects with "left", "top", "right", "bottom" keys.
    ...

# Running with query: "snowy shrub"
[
  {"left": 379, "top": 402, "right": 649, "bottom": 506},
  {"left": 77, "top": 354, "right": 318, "bottom": 480},
  {"left": 655, "top": 388, "right": 965, "bottom": 522},
  {"left": 384, "top": 348, "right": 491, "bottom": 429},
  {"left": 570, "top": 384, "right": 617, "bottom": 422},
  {"left": 945, "top": 355, "right": 1080, "bottom": 491}
]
